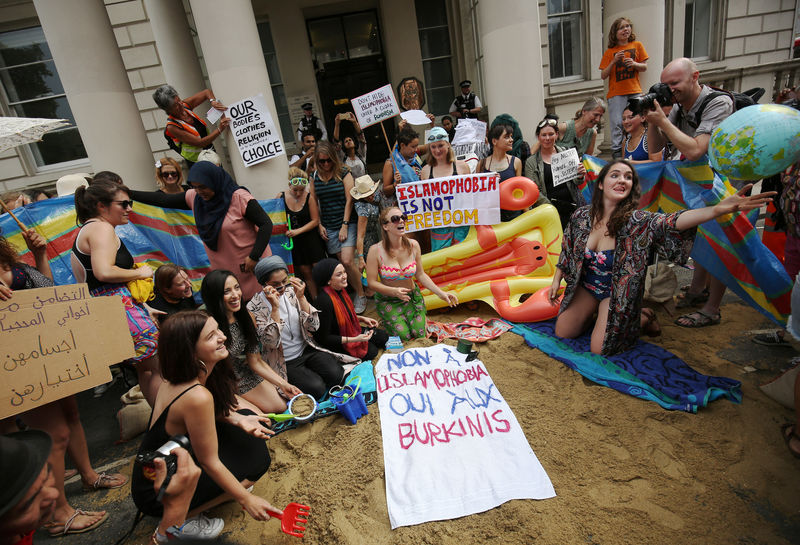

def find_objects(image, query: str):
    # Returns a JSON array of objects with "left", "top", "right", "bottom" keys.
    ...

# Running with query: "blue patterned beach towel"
[{"left": 511, "top": 321, "right": 741, "bottom": 413}]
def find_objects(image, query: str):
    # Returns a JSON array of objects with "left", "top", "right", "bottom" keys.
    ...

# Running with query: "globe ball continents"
[{"left": 709, "top": 104, "right": 800, "bottom": 181}]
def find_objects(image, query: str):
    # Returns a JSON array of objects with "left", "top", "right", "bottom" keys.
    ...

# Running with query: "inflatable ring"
[{"left": 499, "top": 176, "right": 539, "bottom": 211}]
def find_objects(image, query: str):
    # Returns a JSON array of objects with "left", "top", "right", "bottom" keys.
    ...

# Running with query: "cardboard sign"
[
  {"left": 352, "top": 84, "right": 400, "bottom": 128},
  {"left": 376, "top": 345, "right": 555, "bottom": 528},
  {"left": 395, "top": 173, "right": 501, "bottom": 232},
  {"left": 551, "top": 148, "right": 580, "bottom": 186},
  {"left": 0, "top": 284, "right": 135, "bottom": 419},
  {"left": 228, "top": 94, "right": 285, "bottom": 167}
]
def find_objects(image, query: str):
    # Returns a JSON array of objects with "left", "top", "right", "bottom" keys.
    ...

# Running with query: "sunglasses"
[
  {"left": 160, "top": 171, "right": 179, "bottom": 179},
  {"left": 384, "top": 213, "right": 408, "bottom": 224},
  {"left": 113, "top": 200, "right": 134, "bottom": 209},
  {"left": 317, "top": 158, "right": 332, "bottom": 165},
  {"left": 537, "top": 119, "right": 558, "bottom": 129},
  {"left": 289, "top": 177, "right": 309, "bottom": 186}
]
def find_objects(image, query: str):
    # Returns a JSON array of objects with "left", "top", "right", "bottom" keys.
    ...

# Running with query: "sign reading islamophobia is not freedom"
[{"left": 228, "top": 94, "right": 285, "bottom": 167}]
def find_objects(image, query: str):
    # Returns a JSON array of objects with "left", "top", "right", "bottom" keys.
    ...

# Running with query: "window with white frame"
[
  {"left": 256, "top": 22, "right": 294, "bottom": 145},
  {"left": 0, "top": 26, "right": 86, "bottom": 168},
  {"left": 414, "top": 0, "right": 455, "bottom": 116},
  {"left": 684, "top": 0, "right": 713, "bottom": 59},
  {"left": 547, "top": 0, "right": 584, "bottom": 80}
]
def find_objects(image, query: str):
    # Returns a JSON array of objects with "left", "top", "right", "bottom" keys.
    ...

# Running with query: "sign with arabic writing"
[{"left": 0, "top": 284, "right": 134, "bottom": 418}]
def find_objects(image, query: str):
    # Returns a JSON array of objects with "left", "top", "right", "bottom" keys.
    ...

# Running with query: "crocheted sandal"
[
  {"left": 82, "top": 472, "right": 128, "bottom": 490},
  {"left": 45, "top": 510, "right": 108, "bottom": 536},
  {"left": 674, "top": 309, "right": 721, "bottom": 328},
  {"left": 781, "top": 424, "right": 800, "bottom": 459}
]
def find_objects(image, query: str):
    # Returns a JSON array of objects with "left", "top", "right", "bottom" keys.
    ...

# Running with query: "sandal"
[
  {"left": 781, "top": 424, "right": 800, "bottom": 459},
  {"left": 45, "top": 509, "right": 108, "bottom": 536},
  {"left": 675, "top": 288, "right": 710, "bottom": 309},
  {"left": 82, "top": 472, "right": 128, "bottom": 490},
  {"left": 674, "top": 309, "right": 721, "bottom": 328},
  {"left": 641, "top": 308, "right": 662, "bottom": 337}
]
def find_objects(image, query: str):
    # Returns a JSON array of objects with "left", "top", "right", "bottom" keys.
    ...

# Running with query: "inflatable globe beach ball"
[{"left": 709, "top": 104, "right": 800, "bottom": 181}]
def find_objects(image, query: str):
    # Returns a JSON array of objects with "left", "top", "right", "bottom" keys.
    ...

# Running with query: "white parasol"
[{"left": 0, "top": 116, "right": 70, "bottom": 154}]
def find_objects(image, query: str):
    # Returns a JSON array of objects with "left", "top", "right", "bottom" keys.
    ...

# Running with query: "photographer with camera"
[
  {"left": 132, "top": 311, "right": 283, "bottom": 536},
  {"left": 645, "top": 57, "right": 734, "bottom": 328}
]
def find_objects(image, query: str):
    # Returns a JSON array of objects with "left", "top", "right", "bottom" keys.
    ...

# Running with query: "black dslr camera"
[
  {"left": 627, "top": 83, "right": 673, "bottom": 115},
  {"left": 136, "top": 435, "right": 190, "bottom": 501}
]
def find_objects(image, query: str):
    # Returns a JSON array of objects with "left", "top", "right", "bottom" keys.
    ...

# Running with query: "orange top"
[{"left": 598, "top": 41, "right": 649, "bottom": 98}]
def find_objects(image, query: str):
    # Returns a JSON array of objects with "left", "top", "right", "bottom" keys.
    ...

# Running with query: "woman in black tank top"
[{"left": 131, "top": 311, "right": 277, "bottom": 527}]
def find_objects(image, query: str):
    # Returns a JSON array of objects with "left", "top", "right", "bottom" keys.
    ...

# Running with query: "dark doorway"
[{"left": 307, "top": 10, "right": 396, "bottom": 168}]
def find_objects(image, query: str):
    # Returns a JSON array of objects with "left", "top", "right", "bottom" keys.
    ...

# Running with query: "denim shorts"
[{"left": 325, "top": 222, "right": 357, "bottom": 255}]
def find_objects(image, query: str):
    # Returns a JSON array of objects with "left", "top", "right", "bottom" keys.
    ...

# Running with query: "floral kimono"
[{"left": 557, "top": 207, "right": 696, "bottom": 354}]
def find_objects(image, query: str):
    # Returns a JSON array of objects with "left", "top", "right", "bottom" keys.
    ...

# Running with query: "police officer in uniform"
[
  {"left": 296, "top": 102, "right": 327, "bottom": 143},
  {"left": 449, "top": 80, "right": 483, "bottom": 119}
]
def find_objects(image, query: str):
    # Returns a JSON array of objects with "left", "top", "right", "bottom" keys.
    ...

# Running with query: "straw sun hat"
[{"left": 350, "top": 175, "right": 379, "bottom": 200}]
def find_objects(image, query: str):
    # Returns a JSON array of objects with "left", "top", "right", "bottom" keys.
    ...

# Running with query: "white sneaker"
[
  {"left": 159, "top": 514, "right": 224, "bottom": 541},
  {"left": 353, "top": 294, "right": 367, "bottom": 313}
]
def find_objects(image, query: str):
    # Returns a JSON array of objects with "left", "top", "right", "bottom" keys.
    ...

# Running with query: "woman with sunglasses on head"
[
  {"left": 478, "top": 123, "right": 523, "bottom": 222},
  {"left": 312, "top": 258, "right": 389, "bottom": 361},
  {"left": 278, "top": 167, "right": 326, "bottom": 299},
  {"left": 71, "top": 177, "right": 161, "bottom": 405},
  {"left": 247, "top": 256, "right": 357, "bottom": 400},
  {"left": 525, "top": 116, "right": 587, "bottom": 228},
  {"left": 129, "top": 161, "right": 273, "bottom": 301},
  {"left": 154, "top": 157, "right": 187, "bottom": 194},
  {"left": 421, "top": 127, "right": 471, "bottom": 251},
  {"left": 308, "top": 141, "right": 367, "bottom": 313},
  {"left": 549, "top": 159, "right": 775, "bottom": 356},
  {"left": 366, "top": 207, "right": 458, "bottom": 341},
  {"left": 201, "top": 270, "right": 302, "bottom": 414}
]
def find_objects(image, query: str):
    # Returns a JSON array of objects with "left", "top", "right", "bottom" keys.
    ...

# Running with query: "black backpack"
[{"left": 686, "top": 86, "right": 765, "bottom": 129}]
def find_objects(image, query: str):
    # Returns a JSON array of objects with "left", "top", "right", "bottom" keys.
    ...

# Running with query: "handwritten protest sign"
[
  {"left": 395, "top": 173, "right": 501, "bottom": 232},
  {"left": 228, "top": 94, "right": 285, "bottom": 167},
  {"left": 352, "top": 84, "right": 400, "bottom": 129},
  {"left": 551, "top": 148, "right": 580, "bottom": 186},
  {"left": 376, "top": 344, "right": 555, "bottom": 528},
  {"left": 0, "top": 284, "right": 135, "bottom": 419}
]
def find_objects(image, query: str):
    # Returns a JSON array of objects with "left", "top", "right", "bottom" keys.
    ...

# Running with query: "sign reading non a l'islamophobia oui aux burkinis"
[
  {"left": 352, "top": 84, "right": 401, "bottom": 128},
  {"left": 395, "top": 173, "right": 501, "bottom": 232},
  {"left": 228, "top": 94, "right": 285, "bottom": 167}
]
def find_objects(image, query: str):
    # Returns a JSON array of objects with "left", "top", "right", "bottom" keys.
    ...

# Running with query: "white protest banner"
[
  {"left": 228, "top": 94, "right": 285, "bottom": 167},
  {"left": 395, "top": 173, "right": 500, "bottom": 232},
  {"left": 352, "top": 84, "right": 401, "bottom": 129},
  {"left": 0, "top": 284, "right": 135, "bottom": 419},
  {"left": 451, "top": 118, "right": 487, "bottom": 146},
  {"left": 550, "top": 148, "right": 580, "bottom": 186},
  {"left": 376, "top": 344, "right": 555, "bottom": 528}
]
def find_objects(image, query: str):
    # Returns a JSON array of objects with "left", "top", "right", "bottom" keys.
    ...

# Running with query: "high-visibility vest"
[{"left": 165, "top": 102, "right": 208, "bottom": 162}]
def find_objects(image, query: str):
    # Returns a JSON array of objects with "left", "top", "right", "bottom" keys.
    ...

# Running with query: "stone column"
[
  {"left": 189, "top": 0, "right": 288, "bottom": 198},
  {"left": 603, "top": 0, "right": 666, "bottom": 92},
  {"left": 143, "top": 0, "right": 206, "bottom": 97},
  {"left": 33, "top": 0, "right": 154, "bottom": 189},
  {"left": 477, "top": 0, "right": 545, "bottom": 142}
]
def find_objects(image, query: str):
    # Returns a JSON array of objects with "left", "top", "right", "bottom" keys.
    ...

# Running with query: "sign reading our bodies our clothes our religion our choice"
[
  {"left": 227, "top": 93, "right": 286, "bottom": 167},
  {"left": 396, "top": 173, "right": 501, "bottom": 232},
  {"left": 0, "top": 284, "right": 135, "bottom": 419}
]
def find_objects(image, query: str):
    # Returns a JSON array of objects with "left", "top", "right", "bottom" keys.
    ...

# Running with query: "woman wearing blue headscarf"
[{"left": 129, "top": 162, "right": 273, "bottom": 300}]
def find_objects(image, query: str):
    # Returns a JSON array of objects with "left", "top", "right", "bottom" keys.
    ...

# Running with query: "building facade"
[{"left": 0, "top": 0, "right": 798, "bottom": 199}]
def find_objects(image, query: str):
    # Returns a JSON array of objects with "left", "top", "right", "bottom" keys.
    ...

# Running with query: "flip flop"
[
  {"left": 45, "top": 510, "right": 108, "bottom": 536},
  {"left": 82, "top": 472, "right": 128, "bottom": 490},
  {"left": 675, "top": 309, "right": 721, "bottom": 328},
  {"left": 781, "top": 424, "right": 800, "bottom": 459}
]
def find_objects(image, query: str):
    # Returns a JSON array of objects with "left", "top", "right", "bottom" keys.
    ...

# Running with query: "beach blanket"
[
  {"left": 376, "top": 344, "right": 555, "bottom": 529},
  {"left": 425, "top": 317, "right": 512, "bottom": 343},
  {"left": 269, "top": 361, "right": 377, "bottom": 436},
  {"left": 511, "top": 321, "right": 741, "bottom": 413}
]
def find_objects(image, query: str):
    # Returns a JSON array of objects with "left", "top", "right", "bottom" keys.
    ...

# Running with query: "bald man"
[{"left": 646, "top": 57, "right": 734, "bottom": 329}]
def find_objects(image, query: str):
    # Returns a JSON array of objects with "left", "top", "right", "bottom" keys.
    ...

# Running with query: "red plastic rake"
[{"left": 267, "top": 502, "right": 310, "bottom": 538}]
